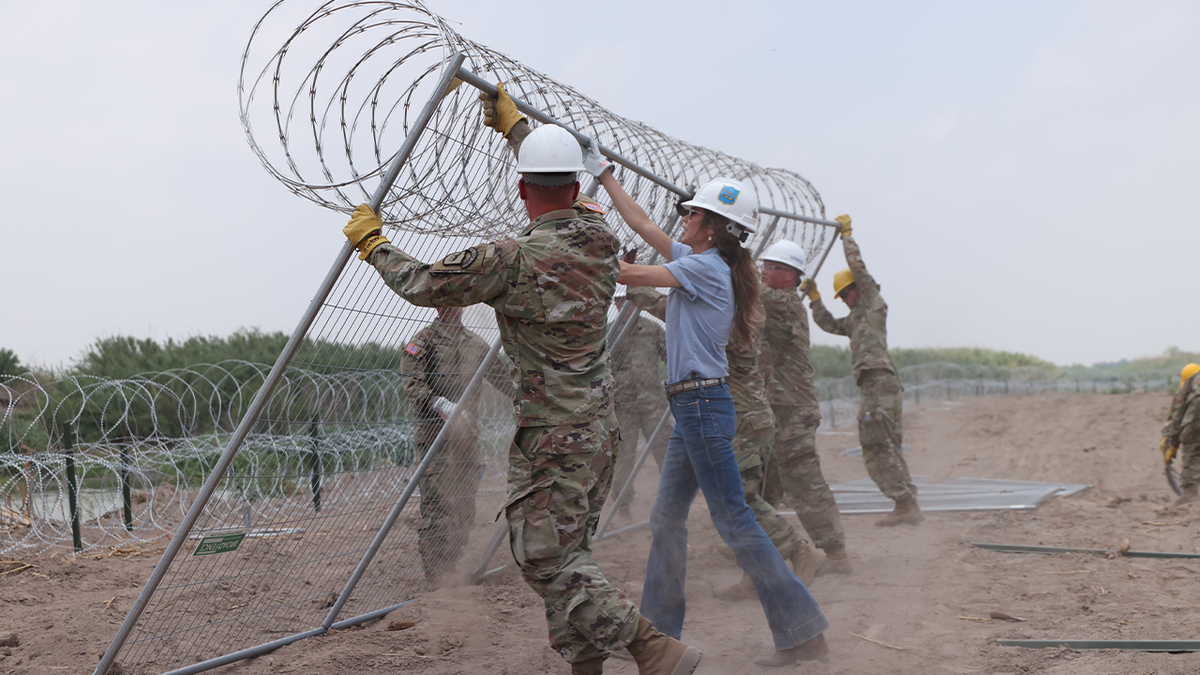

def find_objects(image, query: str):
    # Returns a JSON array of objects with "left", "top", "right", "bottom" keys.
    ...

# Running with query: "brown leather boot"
[
  {"left": 712, "top": 573, "right": 756, "bottom": 601},
  {"left": 875, "top": 496, "right": 924, "bottom": 526},
  {"left": 817, "top": 543, "right": 853, "bottom": 576},
  {"left": 571, "top": 656, "right": 605, "bottom": 675},
  {"left": 753, "top": 632, "right": 829, "bottom": 667},
  {"left": 789, "top": 540, "right": 824, "bottom": 587},
  {"left": 625, "top": 616, "right": 701, "bottom": 675}
]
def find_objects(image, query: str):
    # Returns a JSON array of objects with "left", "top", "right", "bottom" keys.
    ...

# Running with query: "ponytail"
[{"left": 703, "top": 212, "right": 761, "bottom": 347}]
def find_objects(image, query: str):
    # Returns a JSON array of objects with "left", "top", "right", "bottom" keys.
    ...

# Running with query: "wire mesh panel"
[{"left": 72, "top": 1, "right": 838, "bottom": 673}]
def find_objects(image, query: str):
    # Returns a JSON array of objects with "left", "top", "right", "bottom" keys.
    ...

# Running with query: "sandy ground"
[{"left": 4, "top": 391, "right": 1200, "bottom": 675}]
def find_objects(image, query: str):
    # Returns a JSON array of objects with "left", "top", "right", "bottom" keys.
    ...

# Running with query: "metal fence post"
[
  {"left": 308, "top": 413, "right": 322, "bottom": 513},
  {"left": 63, "top": 421, "right": 82, "bottom": 552},
  {"left": 120, "top": 445, "right": 132, "bottom": 532}
]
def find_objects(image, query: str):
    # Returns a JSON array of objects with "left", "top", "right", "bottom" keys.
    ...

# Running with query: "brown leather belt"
[{"left": 664, "top": 377, "right": 727, "bottom": 396}]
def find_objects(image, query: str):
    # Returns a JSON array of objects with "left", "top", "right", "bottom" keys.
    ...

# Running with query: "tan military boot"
[
  {"left": 753, "top": 632, "right": 829, "bottom": 667},
  {"left": 875, "top": 496, "right": 924, "bottom": 526},
  {"left": 1175, "top": 484, "right": 1199, "bottom": 505},
  {"left": 571, "top": 656, "right": 605, "bottom": 675},
  {"left": 817, "top": 543, "right": 853, "bottom": 576},
  {"left": 625, "top": 616, "right": 701, "bottom": 675},
  {"left": 789, "top": 540, "right": 824, "bottom": 587},
  {"left": 712, "top": 573, "right": 756, "bottom": 601}
]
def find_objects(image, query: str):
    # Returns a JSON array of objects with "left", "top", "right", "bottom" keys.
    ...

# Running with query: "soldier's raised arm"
[
  {"left": 479, "top": 82, "right": 531, "bottom": 157},
  {"left": 836, "top": 215, "right": 880, "bottom": 299},
  {"left": 343, "top": 204, "right": 514, "bottom": 308},
  {"left": 806, "top": 279, "right": 847, "bottom": 336}
]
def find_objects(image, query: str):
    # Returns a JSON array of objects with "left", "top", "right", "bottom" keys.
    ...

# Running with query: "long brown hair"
[{"left": 702, "top": 211, "right": 761, "bottom": 347}]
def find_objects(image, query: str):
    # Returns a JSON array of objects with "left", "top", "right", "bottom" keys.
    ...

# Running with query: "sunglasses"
[{"left": 674, "top": 199, "right": 703, "bottom": 219}]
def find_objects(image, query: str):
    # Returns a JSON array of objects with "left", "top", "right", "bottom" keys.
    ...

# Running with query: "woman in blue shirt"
[{"left": 593, "top": 157, "right": 830, "bottom": 669}]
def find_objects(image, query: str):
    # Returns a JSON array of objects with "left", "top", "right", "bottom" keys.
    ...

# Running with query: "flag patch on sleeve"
[{"left": 404, "top": 342, "right": 422, "bottom": 356}]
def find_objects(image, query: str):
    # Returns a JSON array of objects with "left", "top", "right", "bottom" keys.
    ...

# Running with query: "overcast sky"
[{"left": 2, "top": 0, "right": 1197, "bottom": 370}]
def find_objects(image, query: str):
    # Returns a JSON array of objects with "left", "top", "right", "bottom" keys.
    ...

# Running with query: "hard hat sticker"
[{"left": 718, "top": 186, "right": 740, "bottom": 205}]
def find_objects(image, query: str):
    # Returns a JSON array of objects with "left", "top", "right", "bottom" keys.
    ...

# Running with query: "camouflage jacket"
[
  {"left": 627, "top": 287, "right": 773, "bottom": 425},
  {"left": 759, "top": 284, "right": 821, "bottom": 420},
  {"left": 610, "top": 314, "right": 668, "bottom": 404},
  {"left": 1163, "top": 373, "right": 1200, "bottom": 447},
  {"left": 400, "top": 320, "right": 510, "bottom": 418},
  {"left": 369, "top": 201, "right": 620, "bottom": 427},
  {"left": 810, "top": 234, "right": 897, "bottom": 383}
]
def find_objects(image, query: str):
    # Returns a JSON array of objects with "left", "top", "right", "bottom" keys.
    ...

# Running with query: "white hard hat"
[
  {"left": 516, "top": 125, "right": 585, "bottom": 185},
  {"left": 760, "top": 240, "right": 808, "bottom": 276},
  {"left": 679, "top": 177, "right": 759, "bottom": 233}
]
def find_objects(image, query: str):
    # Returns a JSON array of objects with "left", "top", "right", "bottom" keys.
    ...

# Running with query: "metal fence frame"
[{"left": 94, "top": 52, "right": 839, "bottom": 675}]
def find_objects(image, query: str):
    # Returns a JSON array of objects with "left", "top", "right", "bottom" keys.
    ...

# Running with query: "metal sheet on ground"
[
  {"left": 997, "top": 639, "right": 1200, "bottom": 651},
  {"left": 829, "top": 476, "right": 1090, "bottom": 514},
  {"left": 840, "top": 443, "right": 911, "bottom": 457}
]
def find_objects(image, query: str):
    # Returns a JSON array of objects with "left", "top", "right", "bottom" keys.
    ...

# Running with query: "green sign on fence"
[{"left": 192, "top": 532, "right": 247, "bottom": 557}]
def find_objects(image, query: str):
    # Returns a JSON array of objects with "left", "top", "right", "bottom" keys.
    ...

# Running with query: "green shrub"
[
  {"left": 809, "top": 345, "right": 1054, "bottom": 379},
  {"left": 0, "top": 348, "right": 21, "bottom": 376}
]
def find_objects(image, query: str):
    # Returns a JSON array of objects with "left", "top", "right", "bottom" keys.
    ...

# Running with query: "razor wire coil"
[
  {"left": 238, "top": 0, "right": 829, "bottom": 262},
  {"left": 2, "top": 362, "right": 1177, "bottom": 554},
  {"left": 0, "top": 362, "right": 514, "bottom": 555}
]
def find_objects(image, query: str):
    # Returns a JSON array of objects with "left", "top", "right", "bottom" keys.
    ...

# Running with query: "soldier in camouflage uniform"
[
  {"left": 401, "top": 306, "right": 509, "bottom": 585},
  {"left": 609, "top": 292, "right": 670, "bottom": 518},
  {"left": 809, "top": 215, "right": 923, "bottom": 526},
  {"left": 757, "top": 241, "right": 851, "bottom": 574},
  {"left": 341, "top": 85, "right": 700, "bottom": 675},
  {"left": 1161, "top": 364, "right": 1200, "bottom": 504},
  {"left": 626, "top": 286, "right": 821, "bottom": 600}
]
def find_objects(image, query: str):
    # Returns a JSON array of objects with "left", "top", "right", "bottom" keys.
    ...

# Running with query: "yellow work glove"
[
  {"left": 479, "top": 82, "right": 525, "bottom": 138},
  {"left": 343, "top": 204, "right": 390, "bottom": 261},
  {"left": 835, "top": 214, "right": 852, "bottom": 239},
  {"left": 800, "top": 278, "right": 820, "bottom": 302},
  {"left": 1163, "top": 438, "right": 1178, "bottom": 464}
]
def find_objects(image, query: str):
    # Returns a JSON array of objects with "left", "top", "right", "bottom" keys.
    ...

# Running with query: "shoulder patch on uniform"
[
  {"left": 574, "top": 197, "right": 605, "bottom": 215},
  {"left": 431, "top": 244, "right": 485, "bottom": 274},
  {"left": 404, "top": 342, "right": 422, "bottom": 356}
]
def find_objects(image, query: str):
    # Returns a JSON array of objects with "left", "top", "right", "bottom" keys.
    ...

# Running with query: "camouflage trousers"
[
  {"left": 857, "top": 369, "right": 917, "bottom": 501},
  {"left": 502, "top": 415, "right": 640, "bottom": 664},
  {"left": 612, "top": 398, "right": 671, "bottom": 512},
  {"left": 732, "top": 408, "right": 800, "bottom": 558},
  {"left": 762, "top": 405, "right": 845, "bottom": 552},
  {"left": 1180, "top": 444, "right": 1200, "bottom": 490},
  {"left": 415, "top": 422, "right": 481, "bottom": 583}
]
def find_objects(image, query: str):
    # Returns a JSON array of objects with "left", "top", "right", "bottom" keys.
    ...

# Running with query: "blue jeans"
[{"left": 641, "top": 383, "right": 829, "bottom": 650}]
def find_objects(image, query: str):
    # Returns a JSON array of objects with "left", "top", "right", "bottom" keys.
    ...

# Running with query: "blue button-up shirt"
[{"left": 662, "top": 242, "right": 733, "bottom": 384}]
